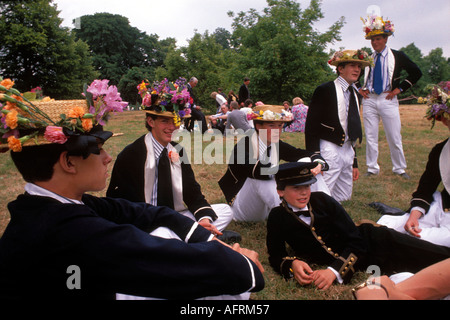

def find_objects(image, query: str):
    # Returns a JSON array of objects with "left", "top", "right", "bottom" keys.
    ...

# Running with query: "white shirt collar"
[{"left": 24, "top": 183, "right": 84, "bottom": 204}]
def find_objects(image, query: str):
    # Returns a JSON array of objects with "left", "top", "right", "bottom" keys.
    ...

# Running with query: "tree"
[
  {"left": 73, "top": 13, "right": 166, "bottom": 85},
  {"left": 423, "top": 48, "right": 450, "bottom": 85},
  {"left": 398, "top": 44, "right": 450, "bottom": 101},
  {"left": 227, "top": 0, "right": 344, "bottom": 104},
  {"left": 0, "top": 0, "right": 98, "bottom": 99}
]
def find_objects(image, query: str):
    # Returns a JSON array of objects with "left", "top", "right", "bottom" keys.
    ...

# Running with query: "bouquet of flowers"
[
  {"left": 137, "top": 78, "right": 192, "bottom": 121},
  {"left": 361, "top": 15, "right": 394, "bottom": 39},
  {"left": 420, "top": 81, "right": 450, "bottom": 128},
  {"left": 0, "top": 78, "right": 127, "bottom": 152}
]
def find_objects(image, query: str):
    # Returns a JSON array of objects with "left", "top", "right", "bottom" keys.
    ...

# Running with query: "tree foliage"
[
  {"left": 0, "top": 0, "right": 448, "bottom": 108},
  {"left": 0, "top": 0, "right": 98, "bottom": 99},
  {"left": 226, "top": 0, "right": 344, "bottom": 104}
]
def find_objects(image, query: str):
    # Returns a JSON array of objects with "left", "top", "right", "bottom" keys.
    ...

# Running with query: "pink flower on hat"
[{"left": 44, "top": 126, "right": 68, "bottom": 144}]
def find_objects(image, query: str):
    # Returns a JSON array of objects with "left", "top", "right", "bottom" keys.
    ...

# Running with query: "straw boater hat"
[
  {"left": 361, "top": 15, "right": 394, "bottom": 39},
  {"left": 0, "top": 78, "right": 127, "bottom": 157},
  {"left": 137, "top": 78, "right": 191, "bottom": 123},
  {"left": 328, "top": 49, "right": 374, "bottom": 68},
  {"left": 248, "top": 104, "right": 293, "bottom": 123}
]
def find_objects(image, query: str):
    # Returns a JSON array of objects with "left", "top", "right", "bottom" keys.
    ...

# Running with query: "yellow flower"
[{"left": 173, "top": 112, "right": 181, "bottom": 127}]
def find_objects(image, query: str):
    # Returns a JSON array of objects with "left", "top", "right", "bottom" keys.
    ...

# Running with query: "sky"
[{"left": 53, "top": 0, "right": 450, "bottom": 58}]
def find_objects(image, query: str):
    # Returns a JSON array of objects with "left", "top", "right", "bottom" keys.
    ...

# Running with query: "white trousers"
[
  {"left": 116, "top": 225, "right": 251, "bottom": 300},
  {"left": 320, "top": 140, "right": 355, "bottom": 202},
  {"left": 151, "top": 204, "right": 233, "bottom": 238},
  {"left": 377, "top": 191, "right": 450, "bottom": 247},
  {"left": 232, "top": 174, "right": 330, "bottom": 222},
  {"left": 363, "top": 93, "right": 407, "bottom": 174}
]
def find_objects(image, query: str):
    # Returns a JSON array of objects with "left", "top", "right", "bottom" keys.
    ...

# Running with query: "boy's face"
[
  {"left": 370, "top": 34, "right": 388, "bottom": 53},
  {"left": 256, "top": 122, "right": 283, "bottom": 144},
  {"left": 73, "top": 143, "right": 112, "bottom": 192},
  {"left": 147, "top": 116, "right": 177, "bottom": 146},
  {"left": 338, "top": 62, "right": 362, "bottom": 85},
  {"left": 277, "top": 184, "right": 311, "bottom": 209}
]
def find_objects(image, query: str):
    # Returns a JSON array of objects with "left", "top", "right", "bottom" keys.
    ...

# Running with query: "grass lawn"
[{"left": 0, "top": 103, "right": 447, "bottom": 300}]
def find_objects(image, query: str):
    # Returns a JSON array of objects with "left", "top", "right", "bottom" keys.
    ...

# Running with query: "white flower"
[
  {"left": 262, "top": 110, "right": 275, "bottom": 120},
  {"left": 374, "top": 17, "right": 384, "bottom": 29}
]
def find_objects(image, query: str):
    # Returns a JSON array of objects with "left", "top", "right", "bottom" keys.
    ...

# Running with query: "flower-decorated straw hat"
[
  {"left": 0, "top": 78, "right": 128, "bottom": 157},
  {"left": 247, "top": 105, "right": 293, "bottom": 123},
  {"left": 137, "top": 78, "right": 191, "bottom": 127},
  {"left": 420, "top": 81, "right": 450, "bottom": 128},
  {"left": 361, "top": 14, "right": 394, "bottom": 40},
  {"left": 328, "top": 49, "right": 373, "bottom": 68}
]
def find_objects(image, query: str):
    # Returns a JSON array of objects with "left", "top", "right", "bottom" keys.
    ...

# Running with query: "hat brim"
[
  {"left": 290, "top": 175, "right": 317, "bottom": 186},
  {"left": 365, "top": 30, "right": 393, "bottom": 40},
  {"left": 144, "top": 110, "right": 191, "bottom": 119},
  {"left": 330, "top": 59, "right": 371, "bottom": 68}
]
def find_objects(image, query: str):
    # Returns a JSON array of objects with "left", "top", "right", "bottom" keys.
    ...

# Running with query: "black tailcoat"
[
  {"left": 107, "top": 135, "right": 218, "bottom": 221},
  {"left": 267, "top": 192, "right": 450, "bottom": 284},
  {"left": 304, "top": 80, "right": 360, "bottom": 168},
  {"left": 219, "top": 132, "right": 328, "bottom": 205},
  {"left": 0, "top": 194, "right": 264, "bottom": 299},
  {"left": 409, "top": 138, "right": 450, "bottom": 213}
]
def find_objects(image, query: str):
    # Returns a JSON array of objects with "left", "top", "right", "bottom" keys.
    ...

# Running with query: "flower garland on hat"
[
  {"left": 247, "top": 105, "right": 293, "bottom": 122},
  {"left": 137, "top": 77, "right": 192, "bottom": 124},
  {"left": 361, "top": 15, "right": 394, "bottom": 39},
  {"left": 0, "top": 78, "right": 128, "bottom": 153},
  {"left": 328, "top": 49, "right": 373, "bottom": 67}
]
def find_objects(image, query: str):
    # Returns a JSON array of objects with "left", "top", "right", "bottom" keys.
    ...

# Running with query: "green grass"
[{"left": 0, "top": 104, "right": 448, "bottom": 300}]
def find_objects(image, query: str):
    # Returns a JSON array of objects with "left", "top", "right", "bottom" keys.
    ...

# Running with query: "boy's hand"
[
  {"left": 312, "top": 269, "right": 336, "bottom": 290},
  {"left": 291, "top": 260, "right": 314, "bottom": 286}
]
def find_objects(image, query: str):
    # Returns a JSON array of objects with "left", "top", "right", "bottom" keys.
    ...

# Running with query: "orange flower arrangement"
[{"left": 1, "top": 77, "right": 127, "bottom": 152}]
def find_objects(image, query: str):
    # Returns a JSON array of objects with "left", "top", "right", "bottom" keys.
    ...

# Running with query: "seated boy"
[
  {"left": 266, "top": 162, "right": 450, "bottom": 290},
  {"left": 0, "top": 79, "right": 264, "bottom": 300}
]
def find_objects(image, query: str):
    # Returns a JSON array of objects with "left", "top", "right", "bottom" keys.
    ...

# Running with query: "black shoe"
[
  {"left": 217, "top": 230, "right": 242, "bottom": 244},
  {"left": 364, "top": 172, "right": 378, "bottom": 177},
  {"left": 368, "top": 202, "right": 405, "bottom": 216},
  {"left": 395, "top": 172, "right": 411, "bottom": 180}
]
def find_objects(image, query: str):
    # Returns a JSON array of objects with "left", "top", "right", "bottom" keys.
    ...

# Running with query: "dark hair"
[
  {"left": 11, "top": 144, "right": 66, "bottom": 182},
  {"left": 336, "top": 61, "right": 351, "bottom": 76},
  {"left": 244, "top": 99, "right": 253, "bottom": 107}
]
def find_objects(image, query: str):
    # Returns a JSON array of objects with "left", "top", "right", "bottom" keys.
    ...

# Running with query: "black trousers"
[
  {"left": 186, "top": 108, "right": 207, "bottom": 133},
  {"left": 357, "top": 223, "right": 450, "bottom": 275}
]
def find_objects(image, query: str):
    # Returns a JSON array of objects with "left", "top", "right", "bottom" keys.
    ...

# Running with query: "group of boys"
[{"left": 0, "top": 13, "right": 448, "bottom": 301}]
